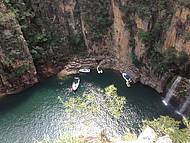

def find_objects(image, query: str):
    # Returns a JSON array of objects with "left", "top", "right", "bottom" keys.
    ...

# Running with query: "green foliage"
[
  {"left": 68, "top": 34, "right": 86, "bottom": 53},
  {"left": 104, "top": 85, "right": 117, "bottom": 96},
  {"left": 176, "top": 51, "right": 189, "bottom": 65},
  {"left": 59, "top": 92, "right": 98, "bottom": 113},
  {"left": 177, "top": 0, "right": 190, "bottom": 8},
  {"left": 104, "top": 85, "right": 126, "bottom": 119},
  {"left": 163, "top": 47, "right": 189, "bottom": 66},
  {"left": 144, "top": 116, "right": 190, "bottom": 143},
  {"left": 138, "top": 29, "right": 151, "bottom": 45},
  {"left": 82, "top": 0, "right": 113, "bottom": 41},
  {"left": 122, "top": 0, "right": 151, "bottom": 19},
  {"left": 128, "top": 37, "right": 136, "bottom": 49},
  {"left": 122, "top": 133, "right": 137, "bottom": 141},
  {"left": 144, "top": 116, "right": 181, "bottom": 136},
  {"left": 2, "top": 0, "right": 35, "bottom": 23},
  {"left": 121, "top": 0, "right": 175, "bottom": 71},
  {"left": 131, "top": 52, "right": 140, "bottom": 67},
  {"left": 32, "top": 33, "right": 48, "bottom": 44},
  {"left": 182, "top": 117, "right": 190, "bottom": 129},
  {"left": 149, "top": 47, "right": 189, "bottom": 74},
  {"left": 121, "top": 0, "right": 173, "bottom": 20},
  {"left": 14, "top": 64, "right": 29, "bottom": 77},
  {"left": 58, "top": 85, "right": 126, "bottom": 120}
]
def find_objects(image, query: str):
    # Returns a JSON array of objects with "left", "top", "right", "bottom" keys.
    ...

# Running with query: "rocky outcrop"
[
  {"left": 0, "top": 2, "right": 38, "bottom": 96},
  {"left": 58, "top": 56, "right": 99, "bottom": 77}
]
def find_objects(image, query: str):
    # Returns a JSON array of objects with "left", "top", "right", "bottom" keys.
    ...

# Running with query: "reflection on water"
[
  {"left": 57, "top": 84, "right": 127, "bottom": 137},
  {"left": 0, "top": 71, "right": 175, "bottom": 143}
]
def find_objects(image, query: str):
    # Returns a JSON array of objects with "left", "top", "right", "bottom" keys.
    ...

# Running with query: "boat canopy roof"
[{"left": 123, "top": 73, "right": 131, "bottom": 80}]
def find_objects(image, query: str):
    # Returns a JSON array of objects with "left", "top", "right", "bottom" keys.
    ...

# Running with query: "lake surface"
[{"left": 0, "top": 71, "right": 175, "bottom": 143}]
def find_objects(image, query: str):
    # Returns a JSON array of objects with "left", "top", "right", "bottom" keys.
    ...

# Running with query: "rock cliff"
[
  {"left": 0, "top": 0, "right": 190, "bottom": 96},
  {"left": 0, "top": 2, "right": 37, "bottom": 96}
]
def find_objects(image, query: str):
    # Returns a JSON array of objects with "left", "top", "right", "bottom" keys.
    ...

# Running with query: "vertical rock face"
[
  {"left": 0, "top": 2, "right": 37, "bottom": 96},
  {"left": 164, "top": 7, "right": 190, "bottom": 54},
  {"left": 134, "top": 15, "right": 148, "bottom": 61},
  {"left": 111, "top": 0, "right": 131, "bottom": 66}
]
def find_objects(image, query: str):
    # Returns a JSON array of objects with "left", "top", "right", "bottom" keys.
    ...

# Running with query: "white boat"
[
  {"left": 72, "top": 77, "right": 80, "bottom": 91},
  {"left": 122, "top": 72, "right": 132, "bottom": 87},
  {"left": 79, "top": 68, "right": 91, "bottom": 73},
  {"left": 97, "top": 65, "right": 103, "bottom": 74},
  {"left": 122, "top": 73, "right": 132, "bottom": 82}
]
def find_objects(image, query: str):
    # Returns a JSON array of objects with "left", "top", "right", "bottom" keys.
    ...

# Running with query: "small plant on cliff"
[
  {"left": 149, "top": 46, "right": 189, "bottom": 74},
  {"left": 82, "top": 0, "right": 113, "bottom": 41},
  {"left": 131, "top": 52, "right": 141, "bottom": 67},
  {"left": 68, "top": 33, "right": 86, "bottom": 53},
  {"left": 176, "top": 51, "right": 189, "bottom": 66},
  {"left": 15, "top": 64, "right": 30, "bottom": 77},
  {"left": 138, "top": 29, "right": 152, "bottom": 45},
  {"left": 177, "top": 0, "right": 190, "bottom": 8},
  {"left": 32, "top": 33, "right": 48, "bottom": 44}
]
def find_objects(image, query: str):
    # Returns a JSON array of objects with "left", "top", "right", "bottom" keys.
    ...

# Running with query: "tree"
[{"left": 144, "top": 116, "right": 190, "bottom": 143}]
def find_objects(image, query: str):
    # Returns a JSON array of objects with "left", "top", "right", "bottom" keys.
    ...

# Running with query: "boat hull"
[{"left": 72, "top": 77, "right": 80, "bottom": 91}]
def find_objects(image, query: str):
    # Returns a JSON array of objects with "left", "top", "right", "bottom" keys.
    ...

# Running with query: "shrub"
[
  {"left": 33, "top": 33, "right": 48, "bottom": 44},
  {"left": 68, "top": 34, "right": 86, "bottom": 53},
  {"left": 177, "top": 0, "right": 190, "bottom": 8},
  {"left": 131, "top": 52, "right": 140, "bottom": 67},
  {"left": 176, "top": 51, "right": 189, "bottom": 65},
  {"left": 138, "top": 29, "right": 151, "bottom": 45},
  {"left": 144, "top": 116, "right": 190, "bottom": 143},
  {"left": 14, "top": 64, "right": 29, "bottom": 77}
]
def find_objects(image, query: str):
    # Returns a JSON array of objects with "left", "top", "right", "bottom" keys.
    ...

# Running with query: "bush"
[
  {"left": 138, "top": 29, "right": 151, "bottom": 45},
  {"left": 68, "top": 34, "right": 86, "bottom": 53},
  {"left": 131, "top": 52, "right": 140, "bottom": 67},
  {"left": 33, "top": 33, "right": 48, "bottom": 44},
  {"left": 82, "top": 0, "right": 113, "bottom": 41},
  {"left": 144, "top": 116, "right": 190, "bottom": 143},
  {"left": 177, "top": 0, "right": 190, "bottom": 8},
  {"left": 14, "top": 64, "right": 29, "bottom": 77},
  {"left": 149, "top": 47, "right": 189, "bottom": 73},
  {"left": 176, "top": 51, "right": 189, "bottom": 65}
]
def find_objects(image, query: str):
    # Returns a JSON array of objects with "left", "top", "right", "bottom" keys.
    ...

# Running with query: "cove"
[{"left": 0, "top": 71, "right": 175, "bottom": 143}]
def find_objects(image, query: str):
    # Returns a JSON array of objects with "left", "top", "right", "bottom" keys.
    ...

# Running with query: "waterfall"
[
  {"left": 162, "top": 76, "right": 182, "bottom": 106},
  {"left": 176, "top": 92, "right": 190, "bottom": 116}
]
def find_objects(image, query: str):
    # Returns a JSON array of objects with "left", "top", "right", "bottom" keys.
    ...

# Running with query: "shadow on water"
[
  {"left": 0, "top": 77, "right": 60, "bottom": 114},
  {"left": 0, "top": 87, "right": 36, "bottom": 114}
]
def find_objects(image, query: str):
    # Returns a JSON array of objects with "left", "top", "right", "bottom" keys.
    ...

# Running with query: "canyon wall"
[
  {"left": 0, "top": 2, "right": 38, "bottom": 96},
  {"left": 0, "top": 0, "right": 190, "bottom": 96}
]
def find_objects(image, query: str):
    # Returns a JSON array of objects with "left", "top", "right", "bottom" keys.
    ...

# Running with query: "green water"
[{"left": 0, "top": 71, "right": 175, "bottom": 143}]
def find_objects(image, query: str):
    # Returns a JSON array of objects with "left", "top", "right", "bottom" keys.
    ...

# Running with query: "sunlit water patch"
[{"left": 0, "top": 71, "right": 175, "bottom": 143}]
